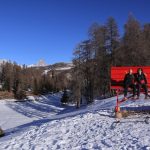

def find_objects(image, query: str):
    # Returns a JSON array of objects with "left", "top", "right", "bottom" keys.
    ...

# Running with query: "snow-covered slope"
[
  {"left": 42, "top": 63, "right": 73, "bottom": 75},
  {"left": 0, "top": 94, "right": 150, "bottom": 150}
]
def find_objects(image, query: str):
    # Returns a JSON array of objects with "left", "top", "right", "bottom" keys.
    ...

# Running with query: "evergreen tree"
[
  {"left": 122, "top": 14, "right": 143, "bottom": 65},
  {"left": 106, "top": 17, "right": 120, "bottom": 66},
  {"left": 142, "top": 24, "right": 150, "bottom": 65}
]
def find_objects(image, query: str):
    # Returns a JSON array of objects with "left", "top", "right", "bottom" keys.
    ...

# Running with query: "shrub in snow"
[
  {"left": 14, "top": 90, "right": 26, "bottom": 100},
  {"left": 0, "top": 127, "right": 4, "bottom": 137},
  {"left": 121, "top": 110, "right": 130, "bottom": 118},
  {"left": 61, "top": 90, "right": 69, "bottom": 104},
  {"left": 115, "top": 110, "right": 134, "bottom": 119}
]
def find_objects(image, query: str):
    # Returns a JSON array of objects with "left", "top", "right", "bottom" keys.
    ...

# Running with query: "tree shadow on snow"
[
  {"left": 1, "top": 102, "right": 115, "bottom": 140},
  {"left": 1, "top": 94, "right": 120, "bottom": 140},
  {"left": 1, "top": 107, "right": 101, "bottom": 139},
  {"left": 5, "top": 94, "right": 75, "bottom": 119},
  {"left": 121, "top": 105, "right": 150, "bottom": 112}
]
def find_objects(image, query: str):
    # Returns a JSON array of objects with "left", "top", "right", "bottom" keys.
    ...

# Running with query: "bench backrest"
[{"left": 111, "top": 66, "right": 150, "bottom": 90}]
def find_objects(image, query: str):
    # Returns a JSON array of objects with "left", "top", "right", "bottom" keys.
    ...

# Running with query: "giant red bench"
[{"left": 111, "top": 66, "right": 150, "bottom": 112}]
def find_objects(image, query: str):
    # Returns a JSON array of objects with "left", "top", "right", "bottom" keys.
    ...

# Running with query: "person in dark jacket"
[
  {"left": 136, "top": 68, "right": 148, "bottom": 99},
  {"left": 123, "top": 69, "right": 136, "bottom": 99}
]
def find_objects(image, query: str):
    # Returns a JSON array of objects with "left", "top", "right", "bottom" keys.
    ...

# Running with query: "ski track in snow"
[{"left": 0, "top": 94, "right": 150, "bottom": 150}]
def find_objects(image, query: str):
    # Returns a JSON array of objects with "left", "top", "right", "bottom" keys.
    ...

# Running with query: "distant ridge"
[{"left": 0, "top": 59, "right": 8, "bottom": 65}]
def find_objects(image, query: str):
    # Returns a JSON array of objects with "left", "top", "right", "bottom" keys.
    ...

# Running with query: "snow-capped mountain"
[
  {"left": 28, "top": 61, "right": 73, "bottom": 79},
  {"left": 28, "top": 59, "right": 47, "bottom": 67},
  {"left": 36, "top": 59, "right": 47, "bottom": 67}
]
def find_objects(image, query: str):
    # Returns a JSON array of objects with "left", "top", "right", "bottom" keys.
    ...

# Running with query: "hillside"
[
  {"left": 42, "top": 62, "right": 73, "bottom": 75},
  {"left": 0, "top": 61, "right": 73, "bottom": 96},
  {"left": 33, "top": 62, "right": 73, "bottom": 81},
  {"left": 0, "top": 59, "right": 73, "bottom": 73},
  {"left": 0, "top": 94, "right": 150, "bottom": 149},
  {"left": 28, "top": 62, "right": 73, "bottom": 71}
]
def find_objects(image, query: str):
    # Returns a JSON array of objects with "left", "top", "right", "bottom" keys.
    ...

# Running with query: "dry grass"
[
  {"left": 26, "top": 91, "right": 39, "bottom": 97},
  {"left": 0, "top": 91, "right": 14, "bottom": 99},
  {"left": 0, "top": 91, "right": 37, "bottom": 100}
]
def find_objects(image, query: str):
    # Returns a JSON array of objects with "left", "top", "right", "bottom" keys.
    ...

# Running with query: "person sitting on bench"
[
  {"left": 123, "top": 69, "right": 136, "bottom": 100},
  {"left": 136, "top": 68, "right": 148, "bottom": 99}
]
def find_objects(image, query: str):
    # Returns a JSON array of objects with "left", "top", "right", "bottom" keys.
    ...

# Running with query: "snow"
[
  {"left": 0, "top": 100, "right": 34, "bottom": 131},
  {"left": 0, "top": 94, "right": 150, "bottom": 149},
  {"left": 28, "top": 59, "right": 47, "bottom": 68},
  {"left": 43, "top": 66, "right": 73, "bottom": 75},
  {"left": 27, "top": 64, "right": 36, "bottom": 67},
  {"left": 27, "top": 96, "right": 36, "bottom": 101},
  {"left": 43, "top": 69, "right": 50, "bottom": 75},
  {"left": 55, "top": 66, "right": 72, "bottom": 71}
]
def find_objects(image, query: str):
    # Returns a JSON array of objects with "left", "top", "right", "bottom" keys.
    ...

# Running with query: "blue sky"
[{"left": 0, "top": 0, "right": 150, "bottom": 65}]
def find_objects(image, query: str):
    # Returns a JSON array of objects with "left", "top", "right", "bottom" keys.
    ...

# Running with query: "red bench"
[{"left": 111, "top": 66, "right": 150, "bottom": 112}]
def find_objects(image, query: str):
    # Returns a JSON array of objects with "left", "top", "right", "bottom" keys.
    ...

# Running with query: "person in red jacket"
[{"left": 135, "top": 68, "right": 148, "bottom": 99}]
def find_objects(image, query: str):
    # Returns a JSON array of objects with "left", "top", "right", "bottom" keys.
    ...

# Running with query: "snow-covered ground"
[{"left": 0, "top": 93, "right": 150, "bottom": 150}]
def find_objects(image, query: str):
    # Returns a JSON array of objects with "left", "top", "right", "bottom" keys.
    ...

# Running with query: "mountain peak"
[{"left": 37, "top": 59, "right": 47, "bottom": 67}]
